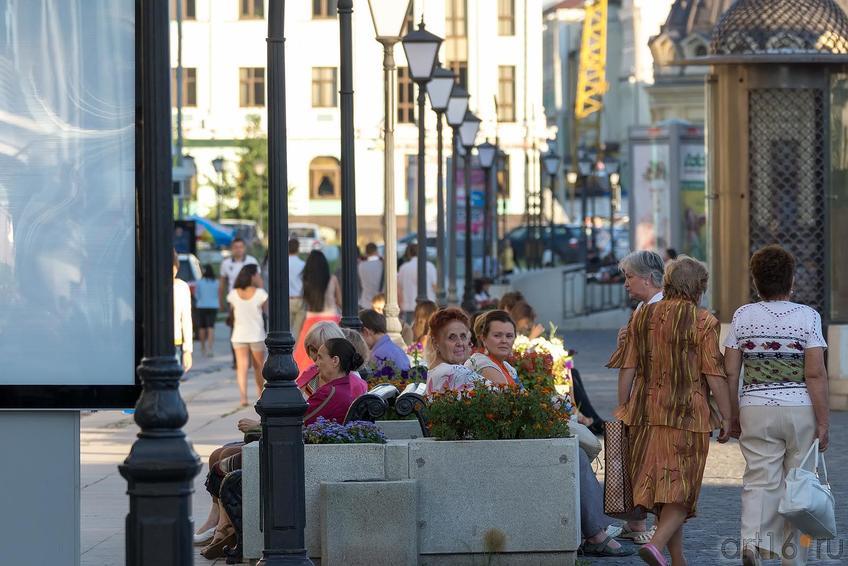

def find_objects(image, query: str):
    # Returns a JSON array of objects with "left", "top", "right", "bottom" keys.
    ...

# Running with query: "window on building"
[
  {"left": 310, "top": 157, "right": 341, "bottom": 199},
  {"left": 312, "top": 0, "right": 337, "bottom": 19},
  {"left": 398, "top": 67, "right": 415, "bottom": 124},
  {"left": 498, "top": 0, "right": 515, "bottom": 36},
  {"left": 445, "top": 0, "right": 468, "bottom": 89},
  {"left": 401, "top": 3, "right": 414, "bottom": 35},
  {"left": 498, "top": 66, "right": 516, "bottom": 122},
  {"left": 312, "top": 67, "right": 337, "bottom": 108},
  {"left": 240, "top": 0, "right": 264, "bottom": 19},
  {"left": 170, "top": 0, "right": 196, "bottom": 20},
  {"left": 171, "top": 68, "right": 197, "bottom": 107},
  {"left": 239, "top": 67, "right": 265, "bottom": 107}
]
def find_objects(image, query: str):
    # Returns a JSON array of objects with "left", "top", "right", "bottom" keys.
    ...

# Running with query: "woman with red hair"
[{"left": 424, "top": 307, "right": 483, "bottom": 395}]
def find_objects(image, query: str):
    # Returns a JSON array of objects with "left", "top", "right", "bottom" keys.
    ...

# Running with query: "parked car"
[
  {"left": 377, "top": 232, "right": 440, "bottom": 262},
  {"left": 219, "top": 219, "right": 263, "bottom": 246},
  {"left": 505, "top": 224, "right": 583, "bottom": 266},
  {"left": 176, "top": 253, "right": 202, "bottom": 297},
  {"left": 289, "top": 222, "right": 326, "bottom": 254}
]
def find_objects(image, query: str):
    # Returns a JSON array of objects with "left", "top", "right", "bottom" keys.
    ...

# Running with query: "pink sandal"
[{"left": 638, "top": 543, "right": 668, "bottom": 566}]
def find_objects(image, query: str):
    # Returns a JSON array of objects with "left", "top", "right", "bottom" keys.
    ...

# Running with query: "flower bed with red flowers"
[{"left": 427, "top": 381, "right": 571, "bottom": 441}]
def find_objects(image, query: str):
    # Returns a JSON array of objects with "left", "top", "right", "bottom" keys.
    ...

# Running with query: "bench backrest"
[
  {"left": 343, "top": 384, "right": 399, "bottom": 423},
  {"left": 394, "top": 382, "right": 430, "bottom": 437}
]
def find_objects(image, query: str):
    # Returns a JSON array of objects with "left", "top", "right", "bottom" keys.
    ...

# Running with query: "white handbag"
[{"left": 778, "top": 439, "right": 836, "bottom": 540}]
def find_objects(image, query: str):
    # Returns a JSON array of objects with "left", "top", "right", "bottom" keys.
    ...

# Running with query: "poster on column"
[
  {"left": 679, "top": 144, "right": 707, "bottom": 261},
  {"left": 452, "top": 156, "right": 486, "bottom": 274},
  {"left": 631, "top": 143, "right": 671, "bottom": 251},
  {"left": 0, "top": 0, "right": 138, "bottom": 408}
]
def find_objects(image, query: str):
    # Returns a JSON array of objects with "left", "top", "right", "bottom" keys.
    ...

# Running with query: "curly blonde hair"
[{"left": 663, "top": 255, "right": 708, "bottom": 303}]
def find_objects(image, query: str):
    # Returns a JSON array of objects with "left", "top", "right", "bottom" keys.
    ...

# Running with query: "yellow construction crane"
[{"left": 570, "top": 0, "right": 608, "bottom": 204}]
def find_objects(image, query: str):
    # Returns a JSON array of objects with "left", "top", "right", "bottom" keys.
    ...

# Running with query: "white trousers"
[{"left": 739, "top": 405, "right": 816, "bottom": 566}]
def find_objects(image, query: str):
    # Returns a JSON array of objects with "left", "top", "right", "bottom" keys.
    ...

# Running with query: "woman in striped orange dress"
[{"left": 614, "top": 257, "right": 733, "bottom": 566}]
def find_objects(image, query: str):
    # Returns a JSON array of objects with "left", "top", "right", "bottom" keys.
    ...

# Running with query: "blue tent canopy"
[{"left": 187, "top": 215, "right": 236, "bottom": 246}]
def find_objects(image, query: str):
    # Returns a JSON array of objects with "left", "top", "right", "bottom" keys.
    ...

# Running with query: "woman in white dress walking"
[{"left": 227, "top": 264, "right": 268, "bottom": 406}]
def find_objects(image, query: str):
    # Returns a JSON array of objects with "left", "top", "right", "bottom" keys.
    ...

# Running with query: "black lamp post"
[
  {"left": 497, "top": 148, "right": 508, "bottom": 281},
  {"left": 445, "top": 84, "right": 470, "bottom": 305},
  {"left": 212, "top": 156, "right": 224, "bottom": 222},
  {"left": 120, "top": 1, "right": 200, "bottom": 563},
  {"left": 401, "top": 20, "right": 442, "bottom": 305},
  {"left": 542, "top": 147, "right": 561, "bottom": 267},
  {"left": 256, "top": 2, "right": 312, "bottom": 565},
  {"left": 604, "top": 156, "right": 620, "bottom": 261},
  {"left": 338, "top": 0, "right": 362, "bottom": 330},
  {"left": 477, "top": 141, "right": 497, "bottom": 278},
  {"left": 577, "top": 153, "right": 593, "bottom": 265},
  {"left": 459, "top": 111, "right": 481, "bottom": 314},
  {"left": 427, "top": 65, "right": 455, "bottom": 307}
]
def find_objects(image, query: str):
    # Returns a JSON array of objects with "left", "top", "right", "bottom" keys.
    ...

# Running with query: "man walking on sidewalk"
[
  {"left": 397, "top": 243, "right": 436, "bottom": 323},
  {"left": 288, "top": 238, "right": 306, "bottom": 339},
  {"left": 358, "top": 242, "right": 383, "bottom": 311}
]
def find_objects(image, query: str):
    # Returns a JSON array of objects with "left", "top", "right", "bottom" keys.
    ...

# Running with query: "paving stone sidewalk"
[{"left": 567, "top": 330, "right": 847, "bottom": 566}]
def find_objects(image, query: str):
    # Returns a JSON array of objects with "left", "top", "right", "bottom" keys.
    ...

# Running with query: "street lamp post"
[
  {"left": 542, "top": 147, "right": 561, "bottom": 267},
  {"left": 338, "top": 0, "right": 362, "bottom": 330},
  {"left": 577, "top": 153, "right": 593, "bottom": 265},
  {"left": 120, "top": 2, "right": 200, "bottom": 562},
  {"left": 254, "top": 160, "right": 266, "bottom": 238},
  {"left": 368, "top": 0, "right": 411, "bottom": 345},
  {"left": 256, "top": 2, "right": 312, "bottom": 565},
  {"left": 212, "top": 156, "right": 224, "bottom": 222},
  {"left": 477, "top": 141, "right": 497, "bottom": 278},
  {"left": 402, "top": 20, "right": 442, "bottom": 306},
  {"left": 605, "top": 156, "right": 620, "bottom": 261},
  {"left": 427, "top": 65, "right": 455, "bottom": 307},
  {"left": 497, "top": 149, "right": 508, "bottom": 281},
  {"left": 459, "top": 111, "right": 481, "bottom": 314},
  {"left": 445, "top": 84, "right": 470, "bottom": 305}
]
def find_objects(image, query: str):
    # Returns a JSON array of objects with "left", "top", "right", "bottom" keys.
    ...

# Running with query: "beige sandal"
[{"left": 618, "top": 524, "right": 656, "bottom": 545}]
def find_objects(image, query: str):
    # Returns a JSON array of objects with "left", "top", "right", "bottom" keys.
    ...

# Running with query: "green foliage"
[
  {"left": 222, "top": 114, "right": 268, "bottom": 234},
  {"left": 427, "top": 381, "right": 570, "bottom": 441}
]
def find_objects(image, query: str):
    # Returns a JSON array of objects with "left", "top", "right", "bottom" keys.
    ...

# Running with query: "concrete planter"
[
  {"left": 409, "top": 436, "right": 580, "bottom": 565},
  {"left": 320, "top": 480, "right": 418, "bottom": 566},
  {"left": 243, "top": 442, "right": 389, "bottom": 561},
  {"left": 376, "top": 419, "right": 424, "bottom": 440}
]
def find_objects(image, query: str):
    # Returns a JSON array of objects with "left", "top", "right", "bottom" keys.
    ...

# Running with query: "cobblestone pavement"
[{"left": 566, "top": 330, "right": 847, "bottom": 565}]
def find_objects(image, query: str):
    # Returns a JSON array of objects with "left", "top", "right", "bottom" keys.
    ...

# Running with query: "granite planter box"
[
  {"left": 320, "top": 480, "right": 418, "bottom": 566},
  {"left": 243, "top": 442, "right": 390, "bottom": 561},
  {"left": 376, "top": 419, "right": 424, "bottom": 440},
  {"left": 409, "top": 436, "right": 580, "bottom": 565}
]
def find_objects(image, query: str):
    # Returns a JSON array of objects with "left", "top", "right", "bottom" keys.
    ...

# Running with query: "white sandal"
[{"left": 193, "top": 526, "right": 216, "bottom": 546}]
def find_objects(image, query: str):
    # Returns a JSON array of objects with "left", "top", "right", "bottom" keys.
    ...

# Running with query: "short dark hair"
[
  {"left": 359, "top": 309, "right": 387, "bottom": 334},
  {"left": 202, "top": 264, "right": 216, "bottom": 280},
  {"left": 232, "top": 237, "right": 246, "bottom": 246},
  {"left": 751, "top": 245, "right": 795, "bottom": 300},
  {"left": 365, "top": 242, "right": 378, "bottom": 255},
  {"left": 407, "top": 243, "right": 419, "bottom": 258},
  {"left": 324, "top": 338, "right": 364, "bottom": 374},
  {"left": 288, "top": 238, "right": 300, "bottom": 254},
  {"left": 666, "top": 248, "right": 678, "bottom": 260},
  {"left": 233, "top": 264, "right": 259, "bottom": 290}
]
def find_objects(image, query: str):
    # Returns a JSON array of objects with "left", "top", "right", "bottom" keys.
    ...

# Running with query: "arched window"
[{"left": 309, "top": 157, "right": 341, "bottom": 200}]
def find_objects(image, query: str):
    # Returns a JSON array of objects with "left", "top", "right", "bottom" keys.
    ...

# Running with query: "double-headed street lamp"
[
  {"left": 459, "top": 110, "right": 481, "bottom": 314},
  {"left": 445, "top": 84, "right": 470, "bottom": 305},
  {"left": 542, "top": 147, "right": 561, "bottom": 267},
  {"left": 477, "top": 140, "right": 497, "bottom": 278},
  {"left": 368, "top": 0, "right": 411, "bottom": 345},
  {"left": 401, "top": 21, "right": 442, "bottom": 305},
  {"left": 427, "top": 65, "right": 455, "bottom": 307}
]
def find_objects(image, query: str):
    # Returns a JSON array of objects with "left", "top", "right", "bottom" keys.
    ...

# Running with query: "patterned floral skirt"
[{"left": 628, "top": 424, "right": 710, "bottom": 519}]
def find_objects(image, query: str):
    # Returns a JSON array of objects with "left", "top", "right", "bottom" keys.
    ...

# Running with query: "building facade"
[{"left": 170, "top": 0, "right": 546, "bottom": 243}]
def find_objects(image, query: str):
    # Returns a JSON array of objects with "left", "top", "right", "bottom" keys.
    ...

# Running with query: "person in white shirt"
[
  {"left": 227, "top": 264, "right": 268, "bottom": 406},
  {"left": 397, "top": 243, "right": 437, "bottom": 322},
  {"left": 173, "top": 250, "right": 193, "bottom": 372},
  {"left": 723, "top": 245, "right": 829, "bottom": 566},
  {"left": 358, "top": 242, "right": 383, "bottom": 310},
  {"left": 219, "top": 238, "right": 259, "bottom": 367},
  {"left": 288, "top": 238, "right": 306, "bottom": 339},
  {"left": 607, "top": 249, "right": 665, "bottom": 544}
]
